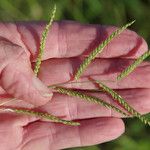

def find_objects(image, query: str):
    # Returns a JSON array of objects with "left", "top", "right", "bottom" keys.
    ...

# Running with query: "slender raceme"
[
  {"left": 74, "top": 20, "right": 135, "bottom": 80},
  {"left": 0, "top": 107, "right": 80, "bottom": 126},
  {"left": 34, "top": 5, "right": 57, "bottom": 76},
  {"left": 52, "top": 86, "right": 130, "bottom": 117},
  {"left": 96, "top": 80, "right": 150, "bottom": 126},
  {"left": 117, "top": 50, "right": 150, "bottom": 80}
]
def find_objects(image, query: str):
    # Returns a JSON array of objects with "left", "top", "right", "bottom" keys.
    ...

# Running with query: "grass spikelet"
[
  {"left": 95, "top": 80, "right": 150, "bottom": 126},
  {"left": 74, "top": 20, "right": 135, "bottom": 80},
  {"left": 53, "top": 86, "right": 129, "bottom": 117},
  {"left": 117, "top": 50, "right": 150, "bottom": 80},
  {"left": 34, "top": 4, "right": 56, "bottom": 76},
  {"left": 0, "top": 107, "right": 79, "bottom": 126}
]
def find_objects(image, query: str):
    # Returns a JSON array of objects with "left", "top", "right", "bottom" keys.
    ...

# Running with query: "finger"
[
  {"left": 0, "top": 40, "right": 52, "bottom": 106},
  {"left": 16, "top": 21, "right": 148, "bottom": 60},
  {"left": 38, "top": 88, "right": 150, "bottom": 120},
  {"left": 0, "top": 112, "right": 36, "bottom": 150},
  {"left": 2, "top": 88, "right": 150, "bottom": 120},
  {"left": 20, "top": 118, "right": 124, "bottom": 150},
  {"left": 37, "top": 58, "right": 150, "bottom": 89}
]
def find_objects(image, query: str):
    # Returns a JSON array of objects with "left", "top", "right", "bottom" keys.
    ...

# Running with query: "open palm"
[{"left": 0, "top": 21, "right": 149, "bottom": 150}]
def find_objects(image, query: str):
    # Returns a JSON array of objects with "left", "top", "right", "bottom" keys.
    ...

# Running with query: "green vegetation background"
[{"left": 0, "top": 0, "right": 149, "bottom": 150}]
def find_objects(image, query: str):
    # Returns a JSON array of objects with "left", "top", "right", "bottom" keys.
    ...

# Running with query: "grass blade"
[
  {"left": 53, "top": 86, "right": 129, "bottom": 117},
  {"left": 117, "top": 50, "right": 150, "bottom": 80},
  {"left": 74, "top": 20, "right": 135, "bottom": 80},
  {"left": 34, "top": 4, "right": 56, "bottom": 76},
  {"left": 0, "top": 107, "right": 79, "bottom": 126},
  {"left": 95, "top": 80, "right": 150, "bottom": 126}
]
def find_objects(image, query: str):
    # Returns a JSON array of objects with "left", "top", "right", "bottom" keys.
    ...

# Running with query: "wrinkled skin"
[{"left": 0, "top": 21, "right": 150, "bottom": 150}]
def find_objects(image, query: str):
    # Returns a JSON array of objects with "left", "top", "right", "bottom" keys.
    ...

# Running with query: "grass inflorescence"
[
  {"left": 74, "top": 20, "right": 135, "bottom": 80},
  {"left": 0, "top": 107, "right": 79, "bottom": 126},
  {"left": 1, "top": 4, "right": 150, "bottom": 127},
  {"left": 95, "top": 80, "right": 150, "bottom": 125},
  {"left": 117, "top": 50, "right": 150, "bottom": 80},
  {"left": 53, "top": 86, "right": 129, "bottom": 117},
  {"left": 34, "top": 4, "right": 56, "bottom": 76}
]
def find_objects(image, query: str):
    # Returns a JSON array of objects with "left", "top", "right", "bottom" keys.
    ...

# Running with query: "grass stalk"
[
  {"left": 0, "top": 107, "right": 79, "bottom": 126},
  {"left": 52, "top": 86, "right": 129, "bottom": 117},
  {"left": 74, "top": 20, "right": 135, "bottom": 80},
  {"left": 117, "top": 50, "right": 150, "bottom": 80},
  {"left": 95, "top": 80, "right": 150, "bottom": 126},
  {"left": 34, "top": 4, "right": 56, "bottom": 76}
]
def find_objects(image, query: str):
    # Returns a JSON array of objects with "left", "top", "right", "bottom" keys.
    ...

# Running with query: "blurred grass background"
[{"left": 0, "top": 0, "right": 149, "bottom": 150}]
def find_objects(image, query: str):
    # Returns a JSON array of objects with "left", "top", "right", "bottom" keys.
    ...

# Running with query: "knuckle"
[
  {"left": 0, "top": 38, "right": 25, "bottom": 59},
  {"left": 0, "top": 37, "right": 29, "bottom": 70}
]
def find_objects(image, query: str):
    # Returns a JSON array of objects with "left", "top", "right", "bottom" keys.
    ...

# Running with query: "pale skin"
[{"left": 0, "top": 21, "right": 150, "bottom": 150}]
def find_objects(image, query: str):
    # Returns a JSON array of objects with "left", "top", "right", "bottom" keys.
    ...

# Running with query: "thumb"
[{"left": 0, "top": 39, "right": 53, "bottom": 106}]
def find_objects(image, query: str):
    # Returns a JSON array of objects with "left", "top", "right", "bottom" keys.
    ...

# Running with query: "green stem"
[
  {"left": 34, "top": 5, "right": 56, "bottom": 76},
  {"left": 96, "top": 80, "right": 150, "bottom": 126},
  {"left": 0, "top": 107, "right": 80, "bottom": 126},
  {"left": 117, "top": 50, "right": 150, "bottom": 80},
  {"left": 52, "top": 86, "right": 129, "bottom": 117},
  {"left": 74, "top": 20, "right": 135, "bottom": 80}
]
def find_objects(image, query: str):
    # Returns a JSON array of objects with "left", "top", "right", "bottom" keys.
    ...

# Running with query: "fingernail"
[
  {"left": 43, "top": 93, "right": 53, "bottom": 98},
  {"left": 32, "top": 76, "right": 51, "bottom": 96}
]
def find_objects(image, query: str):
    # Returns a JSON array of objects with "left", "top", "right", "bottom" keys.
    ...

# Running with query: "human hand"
[{"left": 0, "top": 21, "right": 150, "bottom": 150}]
